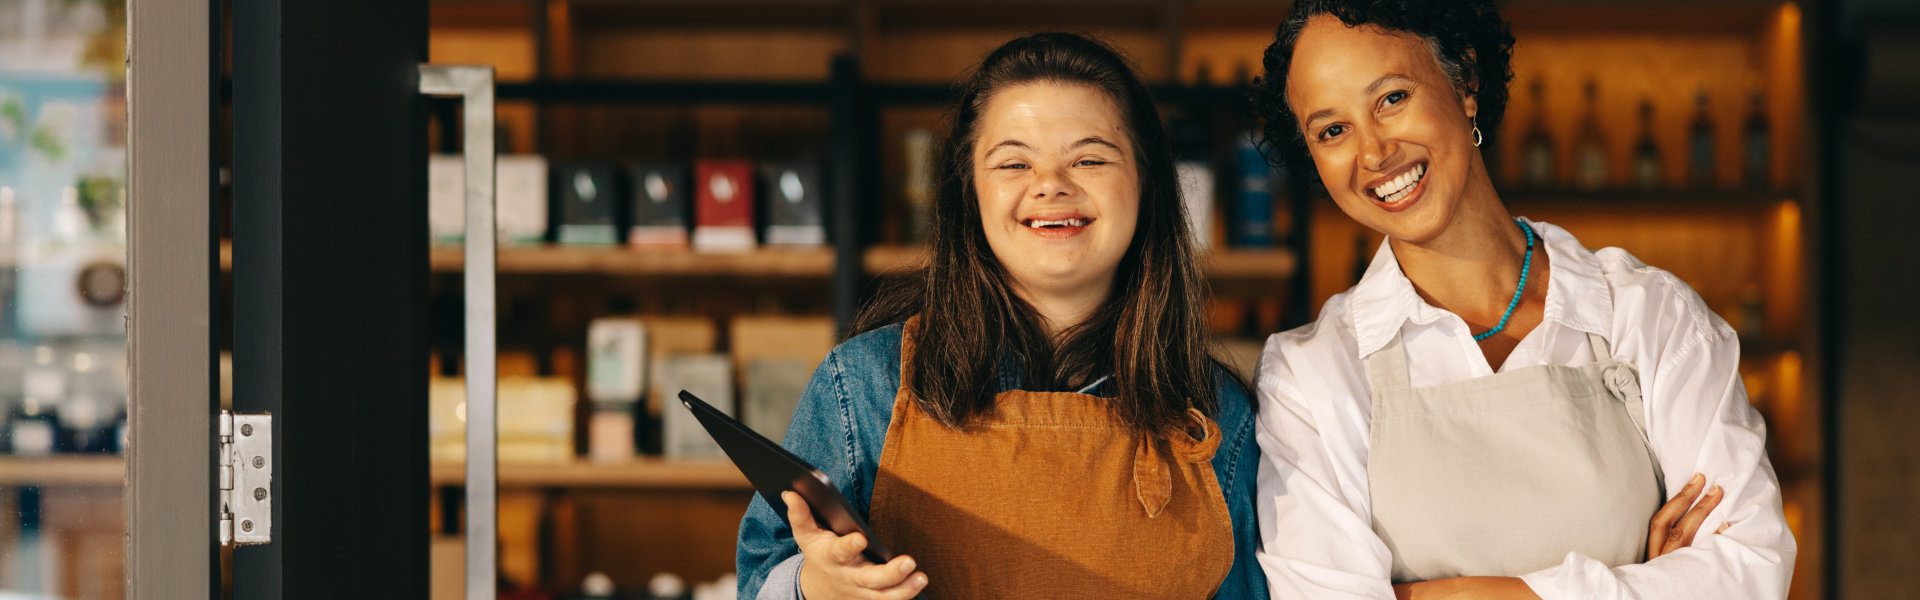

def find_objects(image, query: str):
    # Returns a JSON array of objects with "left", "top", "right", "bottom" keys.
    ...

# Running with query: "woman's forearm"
[{"left": 1393, "top": 577, "right": 1541, "bottom": 600}]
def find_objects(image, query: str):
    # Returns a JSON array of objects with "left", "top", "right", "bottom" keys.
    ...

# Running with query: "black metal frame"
[{"left": 229, "top": 0, "right": 429, "bottom": 596}]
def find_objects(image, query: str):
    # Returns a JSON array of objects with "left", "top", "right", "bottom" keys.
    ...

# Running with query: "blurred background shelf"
[
  {"left": 0, "top": 456, "right": 125, "bottom": 487},
  {"left": 0, "top": 457, "right": 751, "bottom": 490},
  {"left": 429, "top": 458, "right": 749, "bottom": 490},
  {"left": 220, "top": 241, "right": 1297, "bottom": 283}
]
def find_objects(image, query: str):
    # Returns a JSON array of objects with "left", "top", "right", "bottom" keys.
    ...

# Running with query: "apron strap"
[
  {"left": 1363, "top": 333, "right": 1414, "bottom": 397},
  {"left": 1586, "top": 332, "right": 1667, "bottom": 495},
  {"left": 1134, "top": 409, "right": 1221, "bottom": 518}
]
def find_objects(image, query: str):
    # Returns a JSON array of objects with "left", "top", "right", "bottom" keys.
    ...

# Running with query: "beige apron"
[
  {"left": 1366, "top": 332, "right": 1665, "bottom": 582},
  {"left": 866, "top": 320, "right": 1235, "bottom": 599}
]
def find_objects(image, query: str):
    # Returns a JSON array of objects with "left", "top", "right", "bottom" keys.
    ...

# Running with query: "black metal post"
[
  {"left": 230, "top": 0, "right": 429, "bottom": 596},
  {"left": 828, "top": 55, "right": 874, "bottom": 337}
]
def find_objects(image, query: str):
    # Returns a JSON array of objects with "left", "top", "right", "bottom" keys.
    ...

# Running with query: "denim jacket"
[{"left": 736, "top": 323, "right": 1270, "bottom": 599}]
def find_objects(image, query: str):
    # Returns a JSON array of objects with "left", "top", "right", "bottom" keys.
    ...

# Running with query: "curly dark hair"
[
  {"left": 1250, "top": 0, "right": 1515, "bottom": 184},
  {"left": 853, "top": 32, "right": 1241, "bottom": 434}
]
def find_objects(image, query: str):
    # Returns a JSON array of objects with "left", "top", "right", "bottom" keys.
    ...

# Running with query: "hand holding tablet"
[{"left": 677, "top": 390, "right": 894, "bottom": 563}]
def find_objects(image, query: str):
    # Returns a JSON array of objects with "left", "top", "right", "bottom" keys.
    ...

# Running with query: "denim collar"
[{"left": 992, "top": 349, "right": 1117, "bottom": 397}]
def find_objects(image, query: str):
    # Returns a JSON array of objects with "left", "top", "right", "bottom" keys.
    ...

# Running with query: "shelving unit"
[
  {"left": 408, "top": 0, "right": 1820, "bottom": 597},
  {"left": 0, "top": 456, "right": 749, "bottom": 490}
]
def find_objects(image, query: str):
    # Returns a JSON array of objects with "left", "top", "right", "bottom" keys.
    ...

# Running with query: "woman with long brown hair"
[{"left": 736, "top": 32, "right": 1267, "bottom": 599}]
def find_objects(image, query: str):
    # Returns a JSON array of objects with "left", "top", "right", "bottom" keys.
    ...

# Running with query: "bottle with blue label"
[
  {"left": 1742, "top": 92, "right": 1771, "bottom": 189},
  {"left": 1233, "top": 134, "right": 1277, "bottom": 248},
  {"left": 1688, "top": 91, "right": 1716, "bottom": 189}
]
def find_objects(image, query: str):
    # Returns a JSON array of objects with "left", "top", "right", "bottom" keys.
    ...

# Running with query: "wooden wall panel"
[
  {"left": 576, "top": 31, "right": 847, "bottom": 79},
  {"left": 866, "top": 30, "right": 1169, "bottom": 82},
  {"left": 429, "top": 28, "right": 540, "bottom": 153}
]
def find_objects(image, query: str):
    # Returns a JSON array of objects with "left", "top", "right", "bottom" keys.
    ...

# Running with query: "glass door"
[{"left": 1, "top": 0, "right": 135, "bottom": 597}]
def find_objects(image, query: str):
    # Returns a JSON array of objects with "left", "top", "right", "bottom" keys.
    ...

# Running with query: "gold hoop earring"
[{"left": 1471, "top": 119, "right": 1483, "bottom": 147}]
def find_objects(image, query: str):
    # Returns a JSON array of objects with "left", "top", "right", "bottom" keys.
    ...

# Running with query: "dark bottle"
[
  {"left": 1572, "top": 80, "right": 1608, "bottom": 190},
  {"left": 1687, "top": 91, "right": 1716, "bottom": 188},
  {"left": 1743, "top": 91, "right": 1771, "bottom": 189},
  {"left": 1631, "top": 100, "right": 1663, "bottom": 189},
  {"left": 1519, "top": 79, "right": 1556, "bottom": 189}
]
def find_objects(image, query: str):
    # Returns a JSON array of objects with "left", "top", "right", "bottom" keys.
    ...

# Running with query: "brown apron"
[{"left": 867, "top": 321, "right": 1235, "bottom": 599}]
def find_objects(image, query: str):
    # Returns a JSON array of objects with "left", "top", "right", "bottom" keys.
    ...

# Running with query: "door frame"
[{"left": 126, "top": 0, "right": 220, "bottom": 595}]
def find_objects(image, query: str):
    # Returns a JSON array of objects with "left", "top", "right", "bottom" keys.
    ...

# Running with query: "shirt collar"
[
  {"left": 1528, "top": 218, "right": 1614, "bottom": 339},
  {"left": 1345, "top": 217, "right": 1614, "bottom": 359}
]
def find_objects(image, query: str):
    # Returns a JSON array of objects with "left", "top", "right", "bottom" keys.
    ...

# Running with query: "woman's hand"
[
  {"left": 785, "top": 491, "right": 927, "bottom": 599},
  {"left": 1646, "top": 473, "right": 1730, "bottom": 560}
]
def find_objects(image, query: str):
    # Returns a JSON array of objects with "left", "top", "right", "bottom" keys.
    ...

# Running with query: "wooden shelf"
[
  {"left": 1505, "top": 188, "right": 1795, "bottom": 207},
  {"left": 0, "top": 456, "right": 125, "bottom": 487},
  {"left": 0, "top": 457, "right": 748, "bottom": 490},
  {"left": 430, "top": 245, "right": 835, "bottom": 277},
  {"left": 864, "top": 244, "right": 1296, "bottom": 282},
  {"left": 222, "top": 242, "right": 1297, "bottom": 283},
  {"left": 430, "top": 458, "right": 750, "bottom": 490}
]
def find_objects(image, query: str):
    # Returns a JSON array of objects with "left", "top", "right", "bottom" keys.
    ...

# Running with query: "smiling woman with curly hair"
[{"left": 1246, "top": 1, "right": 1797, "bottom": 598}]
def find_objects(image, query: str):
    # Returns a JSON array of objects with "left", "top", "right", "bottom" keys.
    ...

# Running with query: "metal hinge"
[{"left": 219, "top": 410, "right": 273, "bottom": 547}]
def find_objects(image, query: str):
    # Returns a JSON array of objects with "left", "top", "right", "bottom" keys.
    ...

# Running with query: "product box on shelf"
[
  {"left": 729, "top": 315, "right": 834, "bottom": 442},
  {"left": 742, "top": 360, "right": 811, "bottom": 444},
  {"left": 429, "top": 154, "right": 550, "bottom": 245},
  {"left": 657, "top": 353, "right": 732, "bottom": 460},
  {"left": 498, "top": 155, "right": 549, "bottom": 245},
  {"left": 586, "top": 317, "right": 647, "bottom": 462},
  {"left": 429, "top": 374, "right": 574, "bottom": 463},
  {"left": 760, "top": 161, "right": 826, "bottom": 247},
  {"left": 427, "top": 154, "right": 465, "bottom": 244},
  {"left": 627, "top": 162, "right": 692, "bottom": 248},
  {"left": 691, "top": 160, "right": 756, "bottom": 252},
  {"left": 552, "top": 162, "right": 623, "bottom": 245}
]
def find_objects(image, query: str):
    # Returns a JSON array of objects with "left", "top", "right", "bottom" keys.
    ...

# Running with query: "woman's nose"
[
  {"left": 1031, "top": 164, "right": 1080, "bottom": 199},
  {"left": 1356, "top": 125, "right": 1397, "bottom": 173}
]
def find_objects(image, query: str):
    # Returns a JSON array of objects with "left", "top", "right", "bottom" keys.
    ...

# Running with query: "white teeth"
[
  {"left": 1372, "top": 163, "right": 1426, "bottom": 201},
  {"left": 1027, "top": 218, "right": 1089, "bottom": 228}
]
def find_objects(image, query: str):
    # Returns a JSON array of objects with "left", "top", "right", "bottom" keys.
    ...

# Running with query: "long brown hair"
[{"left": 852, "top": 32, "right": 1236, "bottom": 434}]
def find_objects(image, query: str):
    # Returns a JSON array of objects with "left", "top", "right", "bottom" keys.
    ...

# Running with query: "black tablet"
[{"left": 678, "top": 390, "right": 894, "bottom": 564}]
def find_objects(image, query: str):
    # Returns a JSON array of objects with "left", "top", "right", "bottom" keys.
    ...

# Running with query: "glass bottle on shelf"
[
  {"left": 1743, "top": 91, "right": 1771, "bottom": 189},
  {"left": 1688, "top": 91, "right": 1716, "bottom": 188},
  {"left": 1631, "top": 99, "right": 1663, "bottom": 189},
  {"left": 1572, "top": 80, "right": 1608, "bottom": 191},
  {"left": 1519, "top": 79, "right": 1556, "bottom": 189}
]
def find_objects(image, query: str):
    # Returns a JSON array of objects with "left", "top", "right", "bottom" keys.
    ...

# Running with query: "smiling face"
[
  {"left": 972, "top": 81, "right": 1140, "bottom": 308},
  {"left": 1287, "top": 15, "right": 1485, "bottom": 244}
]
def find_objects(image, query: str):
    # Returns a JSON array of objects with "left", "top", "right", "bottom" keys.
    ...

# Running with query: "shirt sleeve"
[
  {"left": 1253, "top": 335, "right": 1398, "bottom": 600},
  {"left": 1519, "top": 309, "right": 1796, "bottom": 598}
]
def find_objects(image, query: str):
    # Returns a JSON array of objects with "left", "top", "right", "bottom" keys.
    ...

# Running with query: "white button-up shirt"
[{"left": 1253, "top": 219, "right": 1796, "bottom": 599}]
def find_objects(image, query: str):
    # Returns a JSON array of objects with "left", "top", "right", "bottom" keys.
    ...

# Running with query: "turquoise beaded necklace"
[{"left": 1473, "top": 219, "right": 1536, "bottom": 342}]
